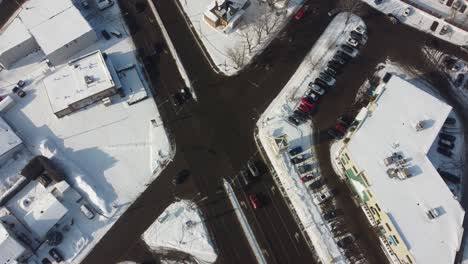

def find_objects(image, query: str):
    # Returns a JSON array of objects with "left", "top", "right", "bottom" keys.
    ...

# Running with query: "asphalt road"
[{"left": 82, "top": 1, "right": 468, "bottom": 264}]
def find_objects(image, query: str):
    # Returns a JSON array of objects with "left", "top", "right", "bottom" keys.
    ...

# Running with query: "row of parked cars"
[
  {"left": 436, "top": 117, "right": 457, "bottom": 158},
  {"left": 288, "top": 26, "right": 367, "bottom": 127}
]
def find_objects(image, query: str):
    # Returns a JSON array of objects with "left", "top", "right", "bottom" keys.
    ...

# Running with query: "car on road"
[
  {"left": 301, "top": 174, "right": 315, "bottom": 183},
  {"left": 298, "top": 164, "right": 313, "bottom": 174},
  {"left": 247, "top": 160, "right": 260, "bottom": 177},
  {"left": 249, "top": 194, "right": 261, "bottom": 209},
  {"left": 437, "top": 147, "right": 452, "bottom": 158},
  {"left": 340, "top": 44, "right": 358, "bottom": 57},
  {"left": 295, "top": 6, "right": 308, "bottom": 20},
  {"left": 289, "top": 146, "right": 303, "bottom": 156},
  {"left": 346, "top": 37, "right": 359, "bottom": 47},
  {"left": 49, "top": 248, "right": 63, "bottom": 262},
  {"left": 328, "top": 8, "right": 341, "bottom": 17},
  {"left": 101, "top": 30, "right": 111, "bottom": 40},
  {"left": 308, "top": 179, "right": 324, "bottom": 191},
  {"left": 308, "top": 82, "right": 325, "bottom": 95},
  {"left": 173, "top": 169, "right": 190, "bottom": 184},
  {"left": 439, "top": 133, "right": 456, "bottom": 141}
]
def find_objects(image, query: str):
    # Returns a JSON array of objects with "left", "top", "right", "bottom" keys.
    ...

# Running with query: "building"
[
  {"left": 0, "top": 18, "right": 39, "bottom": 69},
  {"left": 0, "top": 0, "right": 97, "bottom": 68},
  {"left": 0, "top": 222, "right": 30, "bottom": 264},
  {"left": 204, "top": 0, "right": 250, "bottom": 33},
  {"left": 0, "top": 117, "right": 23, "bottom": 166},
  {"left": 336, "top": 76, "right": 464, "bottom": 264},
  {"left": 43, "top": 50, "right": 118, "bottom": 118}
]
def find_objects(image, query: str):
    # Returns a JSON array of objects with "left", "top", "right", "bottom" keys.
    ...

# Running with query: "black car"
[
  {"left": 332, "top": 55, "right": 347, "bottom": 65},
  {"left": 288, "top": 116, "right": 301, "bottom": 126},
  {"left": 49, "top": 248, "right": 63, "bottom": 262},
  {"left": 438, "top": 140, "right": 454, "bottom": 149},
  {"left": 17, "top": 80, "right": 26, "bottom": 87},
  {"left": 309, "top": 179, "right": 324, "bottom": 191},
  {"left": 350, "top": 31, "right": 363, "bottom": 41},
  {"left": 42, "top": 258, "right": 52, "bottom": 264},
  {"left": 437, "top": 169, "right": 460, "bottom": 184},
  {"left": 383, "top": 72, "right": 393, "bottom": 83},
  {"left": 324, "top": 67, "right": 338, "bottom": 77},
  {"left": 437, "top": 147, "right": 452, "bottom": 158},
  {"left": 291, "top": 155, "right": 306, "bottom": 164},
  {"left": 439, "top": 133, "right": 456, "bottom": 142},
  {"left": 173, "top": 169, "right": 190, "bottom": 184},
  {"left": 319, "top": 72, "right": 335, "bottom": 82},
  {"left": 336, "top": 51, "right": 352, "bottom": 61},
  {"left": 17, "top": 90, "right": 27, "bottom": 98},
  {"left": 289, "top": 146, "right": 303, "bottom": 156},
  {"left": 337, "top": 235, "right": 354, "bottom": 249},
  {"left": 171, "top": 92, "right": 185, "bottom": 106},
  {"left": 340, "top": 44, "right": 356, "bottom": 54},
  {"left": 323, "top": 210, "right": 339, "bottom": 222},
  {"left": 298, "top": 164, "right": 313, "bottom": 174},
  {"left": 444, "top": 117, "right": 456, "bottom": 126},
  {"left": 328, "top": 128, "right": 344, "bottom": 140},
  {"left": 101, "top": 30, "right": 111, "bottom": 40},
  {"left": 454, "top": 73, "right": 465, "bottom": 87},
  {"left": 314, "top": 78, "right": 331, "bottom": 89},
  {"left": 12, "top": 86, "right": 20, "bottom": 93},
  {"left": 293, "top": 110, "right": 308, "bottom": 121}
]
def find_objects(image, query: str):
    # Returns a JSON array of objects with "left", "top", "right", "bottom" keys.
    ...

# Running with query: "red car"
[
  {"left": 301, "top": 97, "right": 316, "bottom": 108},
  {"left": 335, "top": 123, "right": 346, "bottom": 134},
  {"left": 298, "top": 103, "right": 311, "bottom": 113},
  {"left": 301, "top": 174, "right": 314, "bottom": 183},
  {"left": 249, "top": 194, "right": 261, "bottom": 209},
  {"left": 295, "top": 5, "right": 308, "bottom": 20}
]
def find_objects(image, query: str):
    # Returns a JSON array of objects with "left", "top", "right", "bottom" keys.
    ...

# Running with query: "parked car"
[
  {"left": 298, "top": 103, "right": 313, "bottom": 113},
  {"left": 304, "top": 90, "right": 319, "bottom": 101},
  {"left": 80, "top": 204, "right": 95, "bottom": 219},
  {"left": 353, "top": 26, "right": 366, "bottom": 35},
  {"left": 308, "top": 83, "right": 325, "bottom": 95},
  {"left": 328, "top": 128, "right": 344, "bottom": 140},
  {"left": 335, "top": 122, "right": 347, "bottom": 135},
  {"left": 350, "top": 31, "right": 364, "bottom": 42},
  {"left": 247, "top": 160, "right": 260, "bottom": 177},
  {"left": 289, "top": 146, "right": 303, "bottom": 156},
  {"left": 430, "top": 21, "right": 439, "bottom": 31},
  {"left": 439, "top": 133, "right": 456, "bottom": 141},
  {"left": 249, "top": 194, "right": 261, "bottom": 209},
  {"left": 340, "top": 44, "right": 358, "bottom": 57},
  {"left": 288, "top": 116, "right": 301, "bottom": 126},
  {"left": 42, "top": 258, "right": 52, "bottom": 264},
  {"left": 437, "top": 169, "right": 460, "bottom": 184},
  {"left": 308, "top": 179, "right": 324, "bottom": 191},
  {"left": 173, "top": 169, "right": 190, "bottom": 184},
  {"left": 336, "top": 50, "right": 352, "bottom": 61},
  {"left": 346, "top": 37, "right": 359, "bottom": 47},
  {"left": 331, "top": 55, "right": 347, "bottom": 65},
  {"left": 81, "top": 0, "right": 89, "bottom": 9},
  {"left": 437, "top": 147, "right": 452, "bottom": 158},
  {"left": 323, "top": 210, "right": 339, "bottom": 222},
  {"left": 110, "top": 29, "right": 122, "bottom": 38},
  {"left": 291, "top": 154, "right": 306, "bottom": 164},
  {"left": 313, "top": 188, "right": 335, "bottom": 204},
  {"left": 295, "top": 7, "right": 307, "bottom": 20},
  {"left": 314, "top": 78, "right": 332, "bottom": 89},
  {"left": 444, "top": 117, "right": 456, "bottom": 126},
  {"left": 17, "top": 90, "right": 26, "bottom": 98},
  {"left": 438, "top": 139, "right": 454, "bottom": 149},
  {"left": 301, "top": 174, "right": 315, "bottom": 183},
  {"left": 328, "top": 8, "right": 341, "bottom": 17},
  {"left": 324, "top": 67, "right": 338, "bottom": 77},
  {"left": 298, "top": 164, "right": 313, "bottom": 174},
  {"left": 318, "top": 73, "right": 336, "bottom": 86},
  {"left": 17, "top": 80, "right": 26, "bottom": 87},
  {"left": 101, "top": 30, "right": 111, "bottom": 40},
  {"left": 49, "top": 248, "right": 63, "bottom": 262},
  {"left": 454, "top": 73, "right": 465, "bottom": 87},
  {"left": 337, "top": 234, "right": 354, "bottom": 249},
  {"left": 240, "top": 169, "right": 252, "bottom": 186}
]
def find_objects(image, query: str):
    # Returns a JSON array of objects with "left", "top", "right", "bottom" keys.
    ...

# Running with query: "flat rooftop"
[
  {"left": 0, "top": 117, "right": 22, "bottom": 157},
  {"left": 29, "top": 6, "right": 93, "bottom": 56},
  {"left": 18, "top": 0, "right": 74, "bottom": 29},
  {"left": 0, "top": 17, "right": 33, "bottom": 55},
  {"left": 347, "top": 76, "right": 464, "bottom": 264},
  {"left": 43, "top": 50, "right": 116, "bottom": 113}
]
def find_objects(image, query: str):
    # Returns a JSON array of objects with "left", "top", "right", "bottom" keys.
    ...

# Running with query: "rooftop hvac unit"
[
  {"left": 84, "top": 75, "right": 94, "bottom": 84},
  {"left": 396, "top": 167, "right": 411, "bottom": 180},
  {"left": 426, "top": 208, "right": 440, "bottom": 220},
  {"left": 384, "top": 152, "right": 403, "bottom": 166},
  {"left": 415, "top": 120, "right": 426, "bottom": 131},
  {"left": 386, "top": 168, "right": 397, "bottom": 178}
]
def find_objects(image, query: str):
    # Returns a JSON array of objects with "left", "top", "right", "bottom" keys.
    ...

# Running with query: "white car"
[
  {"left": 353, "top": 26, "right": 366, "bottom": 35},
  {"left": 346, "top": 37, "right": 359, "bottom": 47},
  {"left": 308, "top": 83, "right": 325, "bottom": 95},
  {"left": 80, "top": 204, "right": 95, "bottom": 219},
  {"left": 313, "top": 188, "right": 335, "bottom": 204}
]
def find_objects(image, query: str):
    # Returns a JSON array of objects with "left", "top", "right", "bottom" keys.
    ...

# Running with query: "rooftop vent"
[
  {"left": 415, "top": 120, "right": 426, "bottom": 131},
  {"left": 84, "top": 75, "right": 94, "bottom": 84},
  {"left": 426, "top": 208, "right": 440, "bottom": 220},
  {"left": 384, "top": 152, "right": 403, "bottom": 166}
]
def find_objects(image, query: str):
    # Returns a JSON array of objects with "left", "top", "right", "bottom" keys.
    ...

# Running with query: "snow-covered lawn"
[
  {"left": 142, "top": 200, "right": 217, "bottom": 264},
  {"left": 361, "top": 0, "right": 468, "bottom": 46},
  {"left": 0, "top": 2, "right": 172, "bottom": 263},
  {"left": 256, "top": 13, "right": 366, "bottom": 264},
  {"left": 175, "top": 0, "right": 303, "bottom": 75}
]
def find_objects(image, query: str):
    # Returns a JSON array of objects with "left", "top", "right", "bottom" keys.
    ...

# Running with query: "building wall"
[
  {"left": 47, "top": 29, "right": 97, "bottom": 66},
  {"left": 0, "top": 37, "right": 39, "bottom": 69}
]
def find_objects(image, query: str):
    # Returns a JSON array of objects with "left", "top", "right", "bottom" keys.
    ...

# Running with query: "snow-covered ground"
[
  {"left": 175, "top": 0, "right": 303, "bottom": 75},
  {"left": 0, "top": 2, "right": 172, "bottom": 262},
  {"left": 142, "top": 200, "right": 217, "bottom": 264},
  {"left": 362, "top": 0, "right": 468, "bottom": 46},
  {"left": 256, "top": 13, "right": 366, "bottom": 264}
]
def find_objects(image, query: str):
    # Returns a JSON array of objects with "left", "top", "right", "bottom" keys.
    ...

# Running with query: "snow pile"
[
  {"left": 177, "top": 0, "right": 303, "bottom": 75},
  {"left": 142, "top": 200, "right": 217, "bottom": 264}
]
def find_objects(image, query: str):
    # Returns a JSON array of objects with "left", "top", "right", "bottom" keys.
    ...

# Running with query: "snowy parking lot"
[{"left": 256, "top": 13, "right": 367, "bottom": 264}]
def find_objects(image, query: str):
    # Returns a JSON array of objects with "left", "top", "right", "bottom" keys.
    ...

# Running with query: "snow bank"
[{"left": 142, "top": 200, "right": 217, "bottom": 264}]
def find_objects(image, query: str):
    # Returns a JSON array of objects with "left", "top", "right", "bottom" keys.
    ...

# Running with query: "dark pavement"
[{"left": 81, "top": 1, "right": 468, "bottom": 264}]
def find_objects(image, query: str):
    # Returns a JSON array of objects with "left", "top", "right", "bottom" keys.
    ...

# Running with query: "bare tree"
[
  {"left": 239, "top": 28, "right": 255, "bottom": 54},
  {"left": 226, "top": 46, "right": 246, "bottom": 69},
  {"left": 337, "top": 0, "right": 365, "bottom": 23},
  {"left": 252, "top": 17, "right": 265, "bottom": 44},
  {"left": 262, "top": 9, "right": 282, "bottom": 35}
]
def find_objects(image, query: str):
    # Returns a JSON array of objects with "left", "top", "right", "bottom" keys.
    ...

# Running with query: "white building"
[
  {"left": 43, "top": 50, "right": 118, "bottom": 118},
  {"left": 0, "top": 0, "right": 97, "bottom": 68},
  {"left": 337, "top": 76, "right": 465, "bottom": 264},
  {"left": 0, "top": 117, "right": 23, "bottom": 166},
  {"left": 0, "top": 18, "right": 39, "bottom": 69},
  {"left": 0, "top": 222, "right": 29, "bottom": 264}
]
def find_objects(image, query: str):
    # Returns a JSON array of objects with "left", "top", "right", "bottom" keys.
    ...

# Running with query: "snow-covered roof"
[
  {"left": 0, "top": 18, "right": 34, "bottom": 55},
  {"left": 23, "top": 192, "right": 68, "bottom": 239},
  {"left": 29, "top": 7, "right": 93, "bottom": 56},
  {"left": 43, "top": 50, "right": 116, "bottom": 113},
  {"left": 0, "top": 117, "right": 22, "bottom": 158},
  {"left": 346, "top": 76, "right": 464, "bottom": 264},
  {"left": 0, "top": 222, "right": 26, "bottom": 264},
  {"left": 18, "top": 0, "right": 74, "bottom": 29}
]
